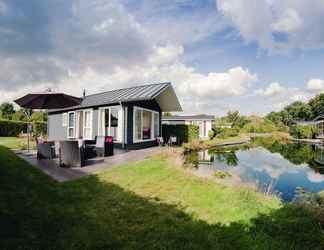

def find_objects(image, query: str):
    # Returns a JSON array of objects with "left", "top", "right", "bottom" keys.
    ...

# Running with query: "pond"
[{"left": 184, "top": 138, "right": 324, "bottom": 201}]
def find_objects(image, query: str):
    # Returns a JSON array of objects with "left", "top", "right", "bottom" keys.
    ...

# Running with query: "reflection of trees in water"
[
  {"left": 213, "top": 152, "right": 239, "bottom": 166},
  {"left": 253, "top": 138, "right": 324, "bottom": 174},
  {"left": 207, "top": 144, "right": 252, "bottom": 167},
  {"left": 186, "top": 139, "right": 324, "bottom": 173},
  {"left": 184, "top": 151, "right": 199, "bottom": 168},
  {"left": 185, "top": 148, "right": 240, "bottom": 167}
]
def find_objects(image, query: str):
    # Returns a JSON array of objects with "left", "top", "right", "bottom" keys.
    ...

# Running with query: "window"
[
  {"left": 83, "top": 110, "right": 92, "bottom": 140},
  {"left": 98, "top": 106, "right": 122, "bottom": 141},
  {"left": 133, "top": 107, "right": 159, "bottom": 142},
  {"left": 62, "top": 113, "right": 67, "bottom": 126},
  {"left": 142, "top": 110, "right": 152, "bottom": 140},
  {"left": 110, "top": 107, "right": 119, "bottom": 139},
  {"left": 134, "top": 108, "right": 142, "bottom": 141},
  {"left": 67, "top": 112, "right": 75, "bottom": 138},
  {"left": 154, "top": 113, "right": 159, "bottom": 138}
]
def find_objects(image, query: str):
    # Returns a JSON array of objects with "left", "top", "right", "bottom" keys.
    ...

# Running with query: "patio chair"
[
  {"left": 168, "top": 136, "right": 177, "bottom": 147},
  {"left": 59, "top": 141, "right": 85, "bottom": 167},
  {"left": 84, "top": 136, "right": 98, "bottom": 159},
  {"left": 36, "top": 139, "right": 55, "bottom": 159},
  {"left": 157, "top": 137, "right": 164, "bottom": 146}
]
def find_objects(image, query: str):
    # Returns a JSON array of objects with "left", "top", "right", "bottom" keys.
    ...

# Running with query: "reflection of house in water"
[
  {"left": 315, "top": 115, "right": 324, "bottom": 138},
  {"left": 198, "top": 150, "right": 213, "bottom": 164},
  {"left": 314, "top": 144, "right": 324, "bottom": 166}
]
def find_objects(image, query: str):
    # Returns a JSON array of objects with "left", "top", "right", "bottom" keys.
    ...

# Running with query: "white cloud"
[
  {"left": 0, "top": 0, "right": 153, "bottom": 91},
  {"left": 271, "top": 8, "right": 303, "bottom": 33},
  {"left": 179, "top": 67, "right": 257, "bottom": 99},
  {"left": 307, "top": 172, "right": 324, "bottom": 183},
  {"left": 255, "top": 82, "right": 284, "bottom": 97},
  {"left": 306, "top": 79, "right": 324, "bottom": 92},
  {"left": 217, "top": 0, "right": 324, "bottom": 52}
]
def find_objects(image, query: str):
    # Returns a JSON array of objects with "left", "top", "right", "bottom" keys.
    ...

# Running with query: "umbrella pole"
[
  {"left": 24, "top": 110, "right": 32, "bottom": 153},
  {"left": 27, "top": 127, "right": 29, "bottom": 152}
]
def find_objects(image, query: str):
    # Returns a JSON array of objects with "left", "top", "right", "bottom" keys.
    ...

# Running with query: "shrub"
[
  {"left": 241, "top": 120, "right": 277, "bottom": 133},
  {"left": 0, "top": 120, "right": 27, "bottom": 136},
  {"left": 290, "top": 125, "right": 318, "bottom": 139},
  {"left": 208, "top": 129, "right": 216, "bottom": 140},
  {"left": 188, "top": 124, "right": 199, "bottom": 142},
  {"left": 294, "top": 189, "right": 324, "bottom": 226},
  {"left": 162, "top": 124, "right": 199, "bottom": 144},
  {"left": 216, "top": 128, "right": 240, "bottom": 139}
]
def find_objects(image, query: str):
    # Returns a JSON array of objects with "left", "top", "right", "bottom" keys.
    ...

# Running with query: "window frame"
[
  {"left": 67, "top": 111, "right": 76, "bottom": 139},
  {"left": 98, "top": 105, "right": 122, "bottom": 142},
  {"left": 82, "top": 109, "right": 93, "bottom": 140},
  {"left": 62, "top": 113, "right": 67, "bottom": 126},
  {"left": 133, "top": 106, "right": 159, "bottom": 143}
]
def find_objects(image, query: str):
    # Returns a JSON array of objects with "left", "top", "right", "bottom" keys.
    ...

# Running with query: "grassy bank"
[
  {"left": 0, "top": 136, "right": 35, "bottom": 149},
  {"left": 0, "top": 146, "right": 323, "bottom": 249},
  {"left": 183, "top": 132, "right": 292, "bottom": 151},
  {"left": 183, "top": 135, "right": 250, "bottom": 150}
]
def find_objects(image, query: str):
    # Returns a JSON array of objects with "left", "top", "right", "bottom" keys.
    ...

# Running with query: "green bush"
[
  {"left": 162, "top": 124, "right": 199, "bottom": 144},
  {"left": 290, "top": 125, "right": 318, "bottom": 139},
  {"left": 241, "top": 120, "right": 277, "bottom": 133},
  {"left": 0, "top": 120, "right": 47, "bottom": 137},
  {"left": 208, "top": 129, "right": 216, "bottom": 140},
  {"left": 216, "top": 128, "right": 240, "bottom": 139},
  {"left": 0, "top": 120, "right": 27, "bottom": 136}
]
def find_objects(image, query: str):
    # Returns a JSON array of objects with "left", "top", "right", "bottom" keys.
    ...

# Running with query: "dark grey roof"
[
  {"left": 162, "top": 114, "right": 214, "bottom": 121},
  {"left": 49, "top": 82, "right": 172, "bottom": 113}
]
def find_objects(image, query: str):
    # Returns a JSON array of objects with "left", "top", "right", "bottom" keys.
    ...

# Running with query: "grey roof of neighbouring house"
[
  {"left": 49, "top": 82, "right": 182, "bottom": 113},
  {"left": 291, "top": 114, "right": 324, "bottom": 125},
  {"left": 162, "top": 114, "right": 214, "bottom": 121}
]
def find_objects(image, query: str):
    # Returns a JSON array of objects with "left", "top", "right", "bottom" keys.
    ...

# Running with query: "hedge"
[
  {"left": 0, "top": 120, "right": 27, "bottom": 136},
  {"left": 0, "top": 120, "right": 47, "bottom": 137},
  {"left": 162, "top": 124, "right": 199, "bottom": 144}
]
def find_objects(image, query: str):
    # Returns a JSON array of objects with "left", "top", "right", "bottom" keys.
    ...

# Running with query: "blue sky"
[{"left": 1, "top": 0, "right": 324, "bottom": 116}]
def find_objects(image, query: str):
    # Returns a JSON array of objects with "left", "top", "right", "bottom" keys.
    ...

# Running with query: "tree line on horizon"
[
  {"left": 0, "top": 102, "right": 47, "bottom": 123},
  {"left": 265, "top": 93, "right": 324, "bottom": 127}
]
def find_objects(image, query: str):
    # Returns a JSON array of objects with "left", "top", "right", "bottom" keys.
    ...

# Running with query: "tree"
[
  {"left": 265, "top": 110, "right": 291, "bottom": 126},
  {"left": 309, "top": 93, "right": 324, "bottom": 119},
  {"left": 0, "top": 102, "right": 15, "bottom": 120},
  {"left": 283, "top": 101, "right": 312, "bottom": 121},
  {"left": 163, "top": 112, "right": 172, "bottom": 117},
  {"left": 226, "top": 111, "right": 240, "bottom": 124},
  {"left": 225, "top": 111, "right": 248, "bottom": 128},
  {"left": 31, "top": 111, "right": 48, "bottom": 122},
  {"left": 11, "top": 109, "right": 28, "bottom": 121}
]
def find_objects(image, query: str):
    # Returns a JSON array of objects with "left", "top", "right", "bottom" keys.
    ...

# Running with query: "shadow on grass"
[{"left": 0, "top": 146, "right": 323, "bottom": 250}]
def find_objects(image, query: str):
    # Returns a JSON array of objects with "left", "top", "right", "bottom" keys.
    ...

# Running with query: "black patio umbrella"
[
  {"left": 14, "top": 91, "right": 82, "bottom": 109},
  {"left": 14, "top": 90, "right": 82, "bottom": 152}
]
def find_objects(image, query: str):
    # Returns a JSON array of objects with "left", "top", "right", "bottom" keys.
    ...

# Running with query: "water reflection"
[{"left": 185, "top": 138, "right": 324, "bottom": 201}]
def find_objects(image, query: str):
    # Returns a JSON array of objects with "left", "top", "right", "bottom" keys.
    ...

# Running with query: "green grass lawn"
[
  {"left": 0, "top": 146, "right": 323, "bottom": 249},
  {"left": 0, "top": 136, "right": 35, "bottom": 149}
]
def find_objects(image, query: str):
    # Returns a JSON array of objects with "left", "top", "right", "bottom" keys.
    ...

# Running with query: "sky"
[{"left": 1, "top": 0, "right": 324, "bottom": 116}]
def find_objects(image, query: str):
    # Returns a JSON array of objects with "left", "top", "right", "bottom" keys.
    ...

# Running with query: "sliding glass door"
[
  {"left": 133, "top": 107, "right": 159, "bottom": 142},
  {"left": 98, "top": 106, "right": 122, "bottom": 142}
]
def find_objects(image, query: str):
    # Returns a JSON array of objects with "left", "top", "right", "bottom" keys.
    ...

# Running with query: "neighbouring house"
[
  {"left": 48, "top": 83, "right": 182, "bottom": 149},
  {"left": 292, "top": 115, "right": 324, "bottom": 139},
  {"left": 162, "top": 114, "right": 214, "bottom": 139},
  {"left": 214, "top": 122, "right": 233, "bottom": 129}
]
